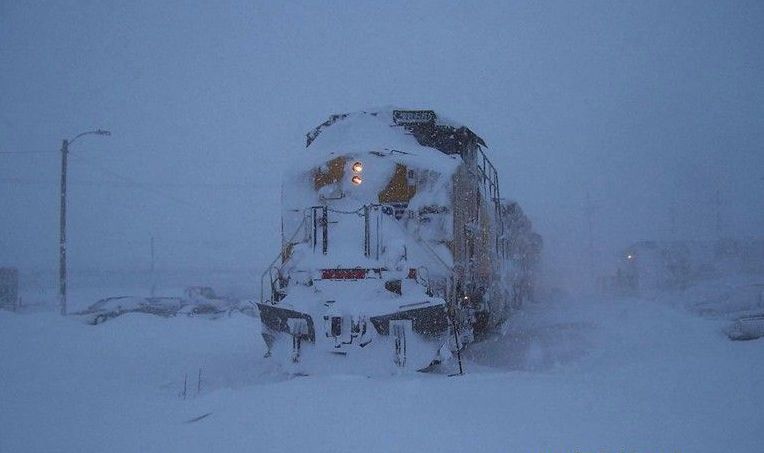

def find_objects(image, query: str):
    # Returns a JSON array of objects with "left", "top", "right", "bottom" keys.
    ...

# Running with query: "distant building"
[
  {"left": 0, "top": 267, "right": 19, "bottom": 311},
  {"left": 603, "top": 239, "right": 764, "bottom": 296}
]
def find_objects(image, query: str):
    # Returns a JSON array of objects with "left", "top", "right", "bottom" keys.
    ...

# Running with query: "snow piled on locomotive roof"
[{"left": 296, "top": 108, "right": 464, "bottom": 175}]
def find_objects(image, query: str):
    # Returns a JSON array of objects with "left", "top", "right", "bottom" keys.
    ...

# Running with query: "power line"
[
  {"left": 2, "top": 150, "right": 272, "bottom": 216},
  {"left": 0, "top": 176, "right": 265, "bottom": 190},
  {"left": 70, "top": 154, "right": 199, "bottom": 209}
]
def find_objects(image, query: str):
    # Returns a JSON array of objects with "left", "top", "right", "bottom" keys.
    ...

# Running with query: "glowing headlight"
[
  {"left": 352, "top": 161, "right": 363, "bottom": 173},
  {"left": 351, "top": 175, "right": 362, "bottom": 185}
]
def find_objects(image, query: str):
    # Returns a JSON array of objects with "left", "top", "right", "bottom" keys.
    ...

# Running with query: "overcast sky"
[{"left": 1, "top": 1, "right": 763, "bottom": 292}]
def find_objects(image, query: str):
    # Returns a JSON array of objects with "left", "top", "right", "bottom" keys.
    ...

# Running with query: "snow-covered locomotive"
[{"left": 257, "top": 108, "right": 541, "bottom": 373}]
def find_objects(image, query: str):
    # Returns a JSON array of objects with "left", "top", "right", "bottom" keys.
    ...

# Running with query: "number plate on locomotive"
[{"left": 392, "top": 110, "right": 437, "bottom": 125}]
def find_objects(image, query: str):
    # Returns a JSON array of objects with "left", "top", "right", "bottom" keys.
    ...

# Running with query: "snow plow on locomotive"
[{"left": 257, "top": 108, "right": 541, "bottom": 373}]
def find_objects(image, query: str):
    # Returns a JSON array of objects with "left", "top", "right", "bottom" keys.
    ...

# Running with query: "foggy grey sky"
[{"left": 1, "top": 1, "right": 763, "bottom": 290}]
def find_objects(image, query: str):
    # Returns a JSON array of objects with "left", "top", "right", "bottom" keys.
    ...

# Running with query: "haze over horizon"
[{"left": 2, "top": 1, "right": 763, "bottom": 294}]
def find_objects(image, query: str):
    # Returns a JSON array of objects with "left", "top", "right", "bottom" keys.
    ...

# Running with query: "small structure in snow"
[{"left": 0, "top": 267, "right": 19, "bottom": 312}]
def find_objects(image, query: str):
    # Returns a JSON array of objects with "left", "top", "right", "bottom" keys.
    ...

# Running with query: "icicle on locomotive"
[{"left": 257, "top": 108, "right": 542, "bottom": 372}]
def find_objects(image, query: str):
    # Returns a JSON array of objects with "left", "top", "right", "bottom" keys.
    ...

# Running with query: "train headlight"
[
  {"left": 351, "top": 175, "right": 362, "bottom": 185},
  {"left": 352, "top": 161, "right": 363, "bottom": 173}
]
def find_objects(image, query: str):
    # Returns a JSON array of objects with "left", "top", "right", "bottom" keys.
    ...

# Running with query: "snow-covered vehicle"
[
  {"left": 75, "top": 286, "right": 245, "bottom": 324},
  {"left": 175, "top": 301, "right": 227, "bottom": 318},
  {"left": 178, "top": 286, "right": 234, "bottom": 318},
  {"left": 75, "top": 296, "right": 185, "bottom": 325},
  {"left": 184, "top": 286, "right": 219, "bottom": 301},
  {"left": 74, "top": 286, "right": 249, "bottom": 324},
  {"left": 727, "top": 314, "right": 764, "bottom": 341},
  {"left": 257, "top": 108, "right": 541, "bottom": 373}
]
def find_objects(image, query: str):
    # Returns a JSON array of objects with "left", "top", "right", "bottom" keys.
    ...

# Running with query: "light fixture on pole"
[{"left": 59, "top": 129, "right": 111, "bottom": 316}]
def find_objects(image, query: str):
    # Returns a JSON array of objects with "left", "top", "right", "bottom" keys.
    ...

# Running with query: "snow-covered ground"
[{"left": 2, "top": 282, "right": 763, "bottom": 453}]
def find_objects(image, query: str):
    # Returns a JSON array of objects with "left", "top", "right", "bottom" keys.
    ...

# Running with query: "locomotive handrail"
[
  {"left": 384, "top": 209, "right": 453, "bottom": 277},
  {"left": 260, "top": 214, "right": 309, "bottom": 304},
  {"left": 473, "top": 147, "right": 506, "bottom": 257},
  {"left": 261, "top": 199, "right": 459, "bottom": 304}
]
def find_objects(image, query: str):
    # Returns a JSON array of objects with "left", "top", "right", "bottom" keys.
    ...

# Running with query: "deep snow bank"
[{"left": 1, "top": 288, "right": 763, "bottom": 453}]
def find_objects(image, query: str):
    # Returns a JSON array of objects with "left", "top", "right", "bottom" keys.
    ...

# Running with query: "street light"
[{"left": 59, "top": 129, "right": 110, "bottom": 315}]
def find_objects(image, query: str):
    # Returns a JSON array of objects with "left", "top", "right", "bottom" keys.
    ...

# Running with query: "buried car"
[
  {"left": 74, "top": 289, "right": 251, "bottom": 324},
  {"left": 74, "top": 296, "right": 185, "bottom": 325},
  {"left": 727, "top": 314, "right": 764, "bottom": 341}
]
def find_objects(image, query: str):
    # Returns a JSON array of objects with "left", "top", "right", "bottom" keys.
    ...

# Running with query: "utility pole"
[
  {"left": 669, "top": 199, "right": 677, "bottom": 239},
  {"left": 58, "top": 129, "right": 111, "bottom": 316},
  {"left": 59, "top": 139, "right": 69, "bottom": 315},
  {"left": 714, "top": 189, "right": 723, "bottom": 240},
  {"left": 584, "top": 192, "right": 596, "bottom": 287},
  {"left": 150, "top": 236, "right": 156, "bottom": 298}
]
